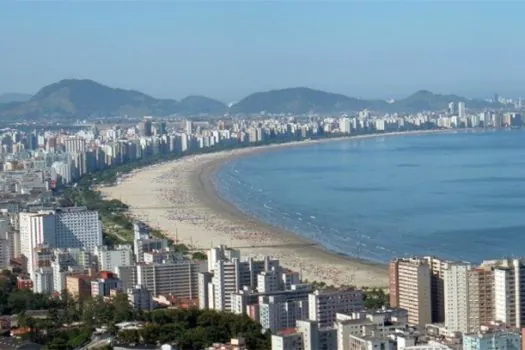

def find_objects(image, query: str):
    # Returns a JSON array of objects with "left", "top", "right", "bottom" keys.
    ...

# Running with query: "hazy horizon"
[{"left": 2, "top": 2, "right": 525, "bottom": 101}]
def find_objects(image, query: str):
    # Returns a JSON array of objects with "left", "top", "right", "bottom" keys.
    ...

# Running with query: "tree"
[
  {"left": 363, "top": 288, "right": 389, "bottom": 310},
  {"left": 113, "top": 293, "right": 132, "bottom": 323},
  {"left": 118, "top": 329, "right": 140, "bottom": 344},
  {"left": 140, "top": 324, "right": 161, "bottom": 345}
]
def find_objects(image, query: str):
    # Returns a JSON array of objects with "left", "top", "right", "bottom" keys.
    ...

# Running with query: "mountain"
[
  {"left": 0, "top": 79, "right": 226, "bottom": 119},
  {"left": 178, "top": 95, "right": 227, "bottom": 114},
  {"left": 392, "top": 90, "right": 498, "bottom": 112},
  {"left": 229, "top": 87, "right": 498, "bottom": 114},
  {"left": 0, "top": 79, "right": 502, "bottom": 119},
  {"left": 0, "top": 93, "right": 32, "bottom": 104},
  {"left": 230, "top": 87, "right": 388, "bottom": 114}
]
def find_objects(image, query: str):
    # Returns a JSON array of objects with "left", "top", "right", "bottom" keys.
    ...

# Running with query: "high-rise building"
[
  {"left": 210, "top": 256, "right": 279, "bottom": 311},
  {"left": 140, "top": 118, "right": 153, "bottom": 137},
  {"left": 19, "top": 212, "right": 56, "bottom": 277},
  {"left": 63, "top": 137, "right": 86, "bottom": 154},
  {"left": 207, "top": 245, "right": 241, "bottom": 272},
  {"left": 444, "top": 261, "right": 471, "bottom": 333},
  {"left": 308, "top": 288, "right": 365, "bottom": 327},
  {"left": 339, "top": 117, "right": 351, "bottom": 134},
  {"left": 259, "top": 293, "right": 310, "bottom": 333},
  {"left": 136, "top": 261, "right": 202, "bottom": 299},
  {"left": 448, "top": 102, "right": 455, "bottom": 115},
  {"left": 492, "top": 258, "right": 525, "bottom": 328},
  {"left": 133, "top": 237, "right": 168, "bottom": 263},
  {"left": 91, "top": 271, "right": 122, "bottom": 297},
  {"left": 54, "top": 207, "right": 103, "bottom": 252},
  {"left": 114, "top": 265, "right": 137, "bottom": 291},
  {"left": 389, "top": 258, "right": 432, "bottom": 325},
  {"left": 20, "top": 208, "right": 102, "bottom": 281},
  {"left": 95, "top": 245, "right": 133, "bottom": 271},
  {"left": 271, "top": 319, "right": 337, "bottom": 350},
  {"left": 34, "top": 267, "right": 53, "bottom": 294},
  {"left": 467, "top": 267, "right": 494, "bottom": 331},
  {"left": 185, "top": 120, "right": 192, "bottom": 135},
  {"left": 0, "top": 237, "right": 10, "bottom": 268},
  {"left": 424, "top": 256, "right": 449, "bottom": 323},
  {"left": 66, "top": 274, "right": 94, "bottom": 301},
  {"left": 128, "top": 285, "right": 153, "bottom": 311},
  {"left": 458, "top": 102, "right": 466, "bottom": 118}
]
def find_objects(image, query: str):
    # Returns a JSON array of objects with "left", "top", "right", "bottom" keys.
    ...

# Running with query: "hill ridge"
[{"left": 0, "top": 79, "right": 500, "bottom": 119}]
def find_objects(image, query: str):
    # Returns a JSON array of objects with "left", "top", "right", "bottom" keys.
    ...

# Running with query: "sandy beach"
[{"left": 100, "top": 132, "right": 445, "bottom": 288}]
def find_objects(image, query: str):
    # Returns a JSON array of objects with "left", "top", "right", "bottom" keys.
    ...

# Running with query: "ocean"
[{"left": 213, "top": 129, "right": 525, "bottom": 264}]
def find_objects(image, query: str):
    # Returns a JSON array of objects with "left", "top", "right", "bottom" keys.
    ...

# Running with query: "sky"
[{"left": 1, "top": 1, "right": 524, "bottom": 102}]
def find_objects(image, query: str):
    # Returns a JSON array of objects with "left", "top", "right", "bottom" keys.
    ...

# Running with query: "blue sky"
[{"left": 1, "top": 1, "right": 524, "bottom": 102}]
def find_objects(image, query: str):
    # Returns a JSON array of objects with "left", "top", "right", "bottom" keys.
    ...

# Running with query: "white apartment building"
[
  {"left": 54, "top": 207, "right": 103, "bottom": 252},
  {"left": 308, "top": 289, "right": 365, "bottom": 328},
  {"left": 19, "top": 212, "right": 56, "bottom": 277},
  {"left": 259, "top": 294, "right": 309, "bottom": 333},
  {"left": 34, "top": 267, "right": 54, "bottom": 294},
  {"left": 136, "top": 261, "right": 202, "bottom": 298},
  {"left": 271, "top": 320, "right": 337, "bottom": 350},
  {"left": 128, "top": 285, "right": 154, "bottom": 311},
  {"left": 207, "top": 245, "right": 241, "bottom": 272},
  {"left": 335, "top": 308, "right": 409, "bottom": 350},
  {"left": 95, "top": 245, "right": 133, "bottom": 271},
  {"left": 210, "top": 257, "right": 279, "bottom": 311},
  {"left": 492, "top": 258, "right": 525, "bottom": 328},
  {"left": 444, "top": 262, "right": 471, "bottom": 333},
  {"left": 133, "top": 237, "right": 168, "bottom": 263},
  {"left": 20, "top": 208, "right": 102, "bottom": 279}
]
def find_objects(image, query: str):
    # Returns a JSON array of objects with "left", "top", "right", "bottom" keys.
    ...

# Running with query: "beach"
[{"left": 102, "top": 134, "right": 462, "bottom": 288}]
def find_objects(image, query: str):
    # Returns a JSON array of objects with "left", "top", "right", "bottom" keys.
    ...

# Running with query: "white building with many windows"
[{"left": 95, "top": 245, "right": 133, "bottom": 271}]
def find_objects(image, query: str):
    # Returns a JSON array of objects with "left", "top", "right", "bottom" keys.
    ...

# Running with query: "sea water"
[{"left": 214, "top": 130, "right": 525, "bottom": 263}]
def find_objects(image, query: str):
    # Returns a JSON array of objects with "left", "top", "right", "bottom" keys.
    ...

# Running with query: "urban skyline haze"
[{"left": 1, "top": 1, "right": 524, "bottom": 102}]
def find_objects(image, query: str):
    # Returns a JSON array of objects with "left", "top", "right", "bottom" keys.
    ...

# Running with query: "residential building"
[
  {"left": 114, "top": 265, "right": 137, "bottom": 291},
  {"left": 259, "top": 294, "right": 309, "bottom": 333},
  {"left": 207, "top": 245, "right": 241, "bottom": 272},
  {"left": 20, "top": 208, "right": 102, "bottom": 278},
  {"left": 444, "top": 262, "right": 471, "bottom": 333},
  {"left": 91, "top": 271, "right": 122, "bottom": 297},
  {"left": 424, "top": 256, "right": 449, "bottom": 323},
  {"left": 136, "top": 261, "right": 202, "bottom": 298},
  {"left": 34, "top": 267, "right": 53, "bottom": 294},
  {"left": 389, "top": 258, "right": 432, "bottom": 325},
  {"left": 54, "top": 207, "right": 103, "bottom": 252},
  {"left": 95, "top": 245, "right": 133, "bottom": 271},
  {"left": 271, "top": 320, "right": 337, "bottom": 350},
  {"left": 467, "top": 267, "right": 494, "bottom": 331},
  {"left": 133, "top": 237, "right": 168, "bottom": 263},
  {"left": 19, "top": 212, "right": 56, "bottom": 276},
  {"left": 346, "top": 333, "right": 393, "bottom": 350},
  {"left": 210, "top": 256, "right": 279, "bottom": 311},
  {"left": 0, "top": 237, "right": 10, "bottom": 268},
  {"left": 198, "top": 272, "right": 213, "bottom": 309},
  {"left": 335, "top": 308, "right": 409, "bottom": 350},
  {"left": 128, "top": 285, "right": 154, "bottom": 311},
  {"left": 463, "top": 330, "right": 521, "bottom": 350},
  {"left": 66, "top": 274, "right": 94, "bottom": 301},
  {"left": 492, "top": 259, "right": 525, "bottom": 327},
  {"left": 308, "top": 288, "right": 365, "bottom": 327}
]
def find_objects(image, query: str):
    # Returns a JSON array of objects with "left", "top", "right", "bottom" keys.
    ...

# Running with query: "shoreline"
[{"left": 100, "top": 129, "right": 461, "bottom": 288}]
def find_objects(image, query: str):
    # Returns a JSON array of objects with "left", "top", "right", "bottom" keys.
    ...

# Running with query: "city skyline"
[{"left": 2, "top": 2, "right": 525, "bottom": 100}]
